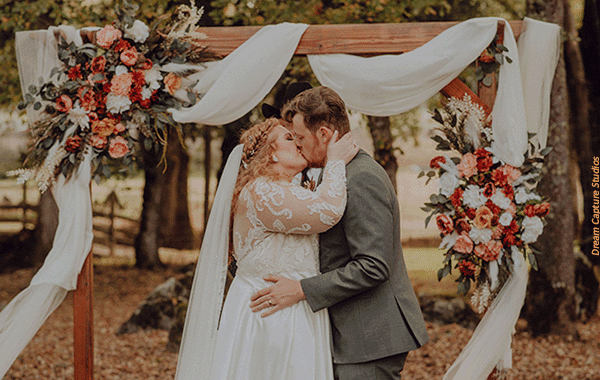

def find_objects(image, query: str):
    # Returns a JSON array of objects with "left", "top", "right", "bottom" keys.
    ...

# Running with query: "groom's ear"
[{"left": 317, "top": 126, "right": 334, "bottom": 144}]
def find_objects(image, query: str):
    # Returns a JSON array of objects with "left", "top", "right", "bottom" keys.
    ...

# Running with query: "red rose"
[
  {"left": 90, "top": 134, "right": 108, "bottom": 149},
  {"left": 436, "top": 214, "right": 454, "bottom": 235},
  {"left": 533, "top": 202, "right": 550, "bottom": 217},
  {"left": 455, "top": 218, "right": 471, "bottom": 234},
  {"left": 132, "top": 70, "right": 145, "bottom": 87},
  {"left": 449, "top": 187, "right": 464, "bottom": 210},
  {"left": 502, "top": 185, "right": 515, "bottom": 200},
  {"left": 491, "top": 168, "right": 509, "bottom": 187},
  {"left": 140, "top": 98, "right": 151, "bottom": 108},
  {"left": 483, "top": 183, "right": 496, "bottom": 198},
  {"left": 65, "top": 135, "right": 82, "bottom": 153},
  {"left": 88, "top": 112, "right": 99, "bottom": 124},
  {"left": 55, "top": 95, "right": 73, "bottom": 113},
  {"left": 524, "top": 204, "right": 537, "bottom": 218},
  {"left": 90, "top": 56, "right": 107, "bottom": 73},
  {"left": 474, "top": 148, "right": 491, "bottom": 158},
  {"left": 506, "top": 220, "right": 519, "bottom": 234},
  {"left": 77, "top": 87, "right": 96, "bottom": 111},
  {"left": 108, "top": 136, "right": 129, "bottom": 158},
  {"left": 68, "top": 64, "right": 83, "bottom": 80},
  {"left": 458, "top": 260, "right": 477, "bottom": 277},
  {"left": 491, "top": 215, "right": 499, "bottom": 226},
  {"left": 465, "top": 207, "right": 477, "bottom": 220},
  {"left": 113, "top": 39, "right": 131, "bottom": 53},
  {"left": 430, "top": 155, "right": 446, "bottom": 169},
  {"left": 503, "top": 233, "right": 517, "bottom": 247},
  {"left": 139, "top": 58, "right": 153, "bottom": 70},
  {"left": 120, "top": 47, "right": 138, "bottom": 67},
  {"left": 477, "top": 155, "right": 494, "bottom": 172},
  {"left": 485, "top": 200, "right": 502, "bottom": 216}
]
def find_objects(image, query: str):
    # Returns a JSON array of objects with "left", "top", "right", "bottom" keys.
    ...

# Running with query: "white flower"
[
  {"left": 439, "top": 172, "right": 460, "bottom": 197},
  {"left": 115, "top": 65, "right": 129, "bottom": 77},
  {"left": 463, "top": 185, "right": 487, "bottom": 209},
  {"left": 106, "top": 94, "right": 132, "bottom": 114},
  {"left": 124, "top": 20, "right": 150, "bottom": 43},
  {"left": 469, "top": 227, "right": 493, "bottom": 245},
  {"left": 438, "top": 155, "right": 460, "bottom": 176},
  {"left": 141, "top": 87, "right": 153, "bottom": 100},
  {"left": 521, "top": 216, "right": 544, "bottom": 243},
  {"left": 439, "top": 231, "right": 458, "bottom": 250},
  {"left": 145, "top": 67, "right": 162, "bottom": 83},
  {"left": 499, "top": 212, "right": 513, "bottom": 226},
  {"left": 514, "top": 186, "right": 541, "bottom": 204},
  {"left": 66, "top": 103, "right": 90, "bottom": 129},
  {"left": 490, "top": 191, "right": 511, "bottom": 209}
]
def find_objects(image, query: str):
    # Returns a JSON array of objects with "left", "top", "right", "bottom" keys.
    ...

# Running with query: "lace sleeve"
[{"left": 245, "top": 159, "right": 346, "bottom": 234}]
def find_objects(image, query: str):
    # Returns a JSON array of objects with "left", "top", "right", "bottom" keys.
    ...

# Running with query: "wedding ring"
[{"left": 268, "top": 300, "right": 273, "bottom": 306}]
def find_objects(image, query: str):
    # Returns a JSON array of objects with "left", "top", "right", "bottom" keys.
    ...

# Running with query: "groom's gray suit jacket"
[{"left": 301, "top": 150, "right": 429, "bottom": 364}]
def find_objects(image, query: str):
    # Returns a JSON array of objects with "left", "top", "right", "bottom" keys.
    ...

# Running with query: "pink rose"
[
  {"left": 65, "top": 135, "right": 82, "bottom": 153},
  {"left": 96, "top": 25, "right": 122, "bottom": 49},
  {"left": 164, "top": 72, "right": 182, "bottom": 95},
  {"left": 90, "top": 56, "right": 107, "bottom": 73},
  {"left": 114, "top": 122, "right": 126, "bottom": 134},
  {"left": 77, "top": 87, "right": 96, "bottom": 111},
  {"left": 90, "top": 134, "right": 108, "bottom": 149},
  {"left": 454, "top": 234, "right": 474, "bottom": 254},
  {"left": 474, "top": 240, "right": 503, "bottom": 261},
  {"left": 473, "top": 206, "right": 494, "bottom": 229},
  {"left": 507, "top": 202, "right": 517, "bottom": 216},
  {"left": 500, "top": 165, "right": 521, "bottom": 184},
  {"left": 108, "top": 136, "right": 129, "bottom": 158},
  {"left": 436, "top": 214, "right": 454, "bottom": 235},
  {"left": 110, "top": 73, "right": 133, "bottom": 97},
  {"left": 457, "top": 153, "right": 478, "bottom": 178},
  {"left": 55, "top": 95, "right": 73, "bottom": 113},
  {"left": 120, "top": 47, "right": 138, "bottom": 67},
  {"left": 458, "top": 260, "right": 477, "bottom": 277}
]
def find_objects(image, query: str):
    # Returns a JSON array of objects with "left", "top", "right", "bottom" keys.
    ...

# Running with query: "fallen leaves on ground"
[{"left": 1, "top": 266, "right": 599, "bottom": 380}]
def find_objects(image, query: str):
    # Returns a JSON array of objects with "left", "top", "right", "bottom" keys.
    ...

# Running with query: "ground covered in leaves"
[{"left": 2, "top": 265, "right": 600, "bottom": 380}]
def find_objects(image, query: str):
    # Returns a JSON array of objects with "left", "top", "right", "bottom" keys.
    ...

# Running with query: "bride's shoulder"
[{"left": 243, "top": 176, "right": 290, "bottom": 195}]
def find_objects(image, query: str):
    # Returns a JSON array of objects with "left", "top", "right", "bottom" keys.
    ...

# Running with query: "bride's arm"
[{"left": 244, "top": 159, "right": 347, "bottom": 234}]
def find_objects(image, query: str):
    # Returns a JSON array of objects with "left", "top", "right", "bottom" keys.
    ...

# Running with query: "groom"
[{"left": 250, "top": 86, "right": 429, "bottom": 379}]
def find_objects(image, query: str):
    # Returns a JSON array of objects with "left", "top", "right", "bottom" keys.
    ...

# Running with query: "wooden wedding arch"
[{"left": 72, "top": 19, "right": 523, "bottom": 380}]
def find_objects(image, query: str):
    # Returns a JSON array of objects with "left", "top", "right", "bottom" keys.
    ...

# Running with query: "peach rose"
[
  {"left": 436, "top": 214, "right": 454, "bottom": 235},
  {"left": 55, "top": 95, "right": 73, "bottom": 113},
  {"left": 457, "top": 153, "right": 478, "bottom": 178},
  {"left": 90, "top": 135, "right": 108, "bottom": 149},
  {"left": 92, "top": 118, "right": 116, "bottom": 137},
  {"left": 139, "top": 58, "right": 153, "bottom": 71},
  {"left": 96, "top": 25, "right": 122, "bottom": 49},
  {"left": 164, "top": 72, "right": 182, "bottom": 95},
  {"left": 120, "top": 47, "right": 138, "bottom": 67},
  {"left": 455, "top": 218, "right": 471, "bottom": 234},
  {"left": 454, "top": 234, "right": 474, "bottom": 254},
  {"left": 108, "top": 136, "right": 129, "bottom": 158},
  {"left": 473, "top": 206, "right": 493, "bottom": 229},
  {"left": 533, "top": 202, "right": 550, "bottom": 217},
  {"left": 110, "top": 73, "right": 133, "bottom": 97}
]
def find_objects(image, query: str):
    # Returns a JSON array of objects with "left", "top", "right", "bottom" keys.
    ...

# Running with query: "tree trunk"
[
  {"left": 366, "top": 115, "right": 398, "bottom": 192},
  {"left": 159, "top": 129, "right": 194, "bottom": 250},
  {"left": 135, "top": 144, "right": 165, "bottom": 269},
  {"left": 522, "top": 0, "right": 578, "bottom": 338},
  {"left": 565, "top": 0, "right": 600, "bottom": 321}
]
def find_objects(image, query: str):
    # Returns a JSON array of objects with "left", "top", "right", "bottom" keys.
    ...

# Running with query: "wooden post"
[{"left": 74, "top": 251, "right": 94, "bottom": 380}]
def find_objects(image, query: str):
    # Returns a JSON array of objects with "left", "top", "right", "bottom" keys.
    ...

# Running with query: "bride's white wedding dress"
[{"left": 207, "top": 159, "right": 347, "bottom": 380}]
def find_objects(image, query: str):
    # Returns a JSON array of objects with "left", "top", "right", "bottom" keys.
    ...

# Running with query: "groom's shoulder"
[{"left": 347, "top": 150, "right": 388, "bottom": 181}]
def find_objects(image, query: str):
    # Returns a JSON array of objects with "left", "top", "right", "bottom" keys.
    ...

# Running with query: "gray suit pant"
[{"left": 333, "top": 352, "right": 409, "bottom": 380}]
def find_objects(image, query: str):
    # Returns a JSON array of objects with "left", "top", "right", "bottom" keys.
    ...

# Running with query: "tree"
[{"left": 522, "top": 0, "right": 578, "bottom": 338}]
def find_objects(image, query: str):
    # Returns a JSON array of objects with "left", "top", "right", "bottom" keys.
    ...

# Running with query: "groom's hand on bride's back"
[{"left": 250, "top": 275, "right": 305, "bottom": 318}]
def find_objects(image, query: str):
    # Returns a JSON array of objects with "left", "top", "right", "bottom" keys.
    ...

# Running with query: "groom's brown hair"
[{"left": 282, "top": 86, "right": 350, "bottom": 135}]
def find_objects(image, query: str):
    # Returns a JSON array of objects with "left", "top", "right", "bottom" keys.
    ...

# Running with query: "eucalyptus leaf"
[
  {"left": 33, "top": 102, "right": 42, "bottom": 111},
  {"left": 25, "top": 93, "right": 34, "bottom": 103},
  {"left": 482, "top": 76, "right": 493, "bottom": 87},
  {"left": 540, "top": 147, "right": 553, "bottom": 156},
  {"left": 506, "top": 56, "right": 513, "bottom": 64},
  {"left": 528, "top": 251, "right": 538, "bottom": 270},
  {"left": 418, "top": 171, "right": 425, "bottom": 178}
]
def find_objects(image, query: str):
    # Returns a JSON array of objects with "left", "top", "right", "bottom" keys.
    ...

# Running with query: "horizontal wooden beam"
[{"left": 197, "top": 21, "right": 523, "bottom": 57}]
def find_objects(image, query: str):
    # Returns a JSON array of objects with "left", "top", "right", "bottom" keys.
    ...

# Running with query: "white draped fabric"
[{"left": 3, "top": 17, "right": 559, "bottom": 380}]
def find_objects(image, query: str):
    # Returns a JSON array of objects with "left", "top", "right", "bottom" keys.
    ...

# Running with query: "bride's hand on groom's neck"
[{"left": 327, "top": 131, "right": 359, "bottom": 165}]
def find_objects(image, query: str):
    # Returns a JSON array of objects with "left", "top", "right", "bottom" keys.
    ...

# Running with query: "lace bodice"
[{"left": 233, "top": 160, "right": 347, "bottom": 277}]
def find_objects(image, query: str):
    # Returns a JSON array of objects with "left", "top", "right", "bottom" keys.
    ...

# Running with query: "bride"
[{"left": 175, "top": 118, "right": 358, "bottom": 380}]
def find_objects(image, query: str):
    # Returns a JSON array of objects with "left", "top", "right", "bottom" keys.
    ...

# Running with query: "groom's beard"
[{"left": 302, "top": 152, "right": 326, "bottom": 168}]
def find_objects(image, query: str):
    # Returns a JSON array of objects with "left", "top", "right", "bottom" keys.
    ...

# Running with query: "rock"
[{"left": 419, "top": 294, "right": 480, "bottom": 329}]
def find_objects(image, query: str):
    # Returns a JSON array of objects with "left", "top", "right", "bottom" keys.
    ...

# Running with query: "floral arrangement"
[
  {"left": 9, "top": 0, "right": 216, "bottom": 192},
  {"left": 420, "top": 94, "right": 551, "bottom": 312}
]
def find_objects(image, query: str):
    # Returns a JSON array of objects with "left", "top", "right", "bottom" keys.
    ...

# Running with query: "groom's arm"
[{"left": 300, "top": 169, "right": 394, "bottom": 312}]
